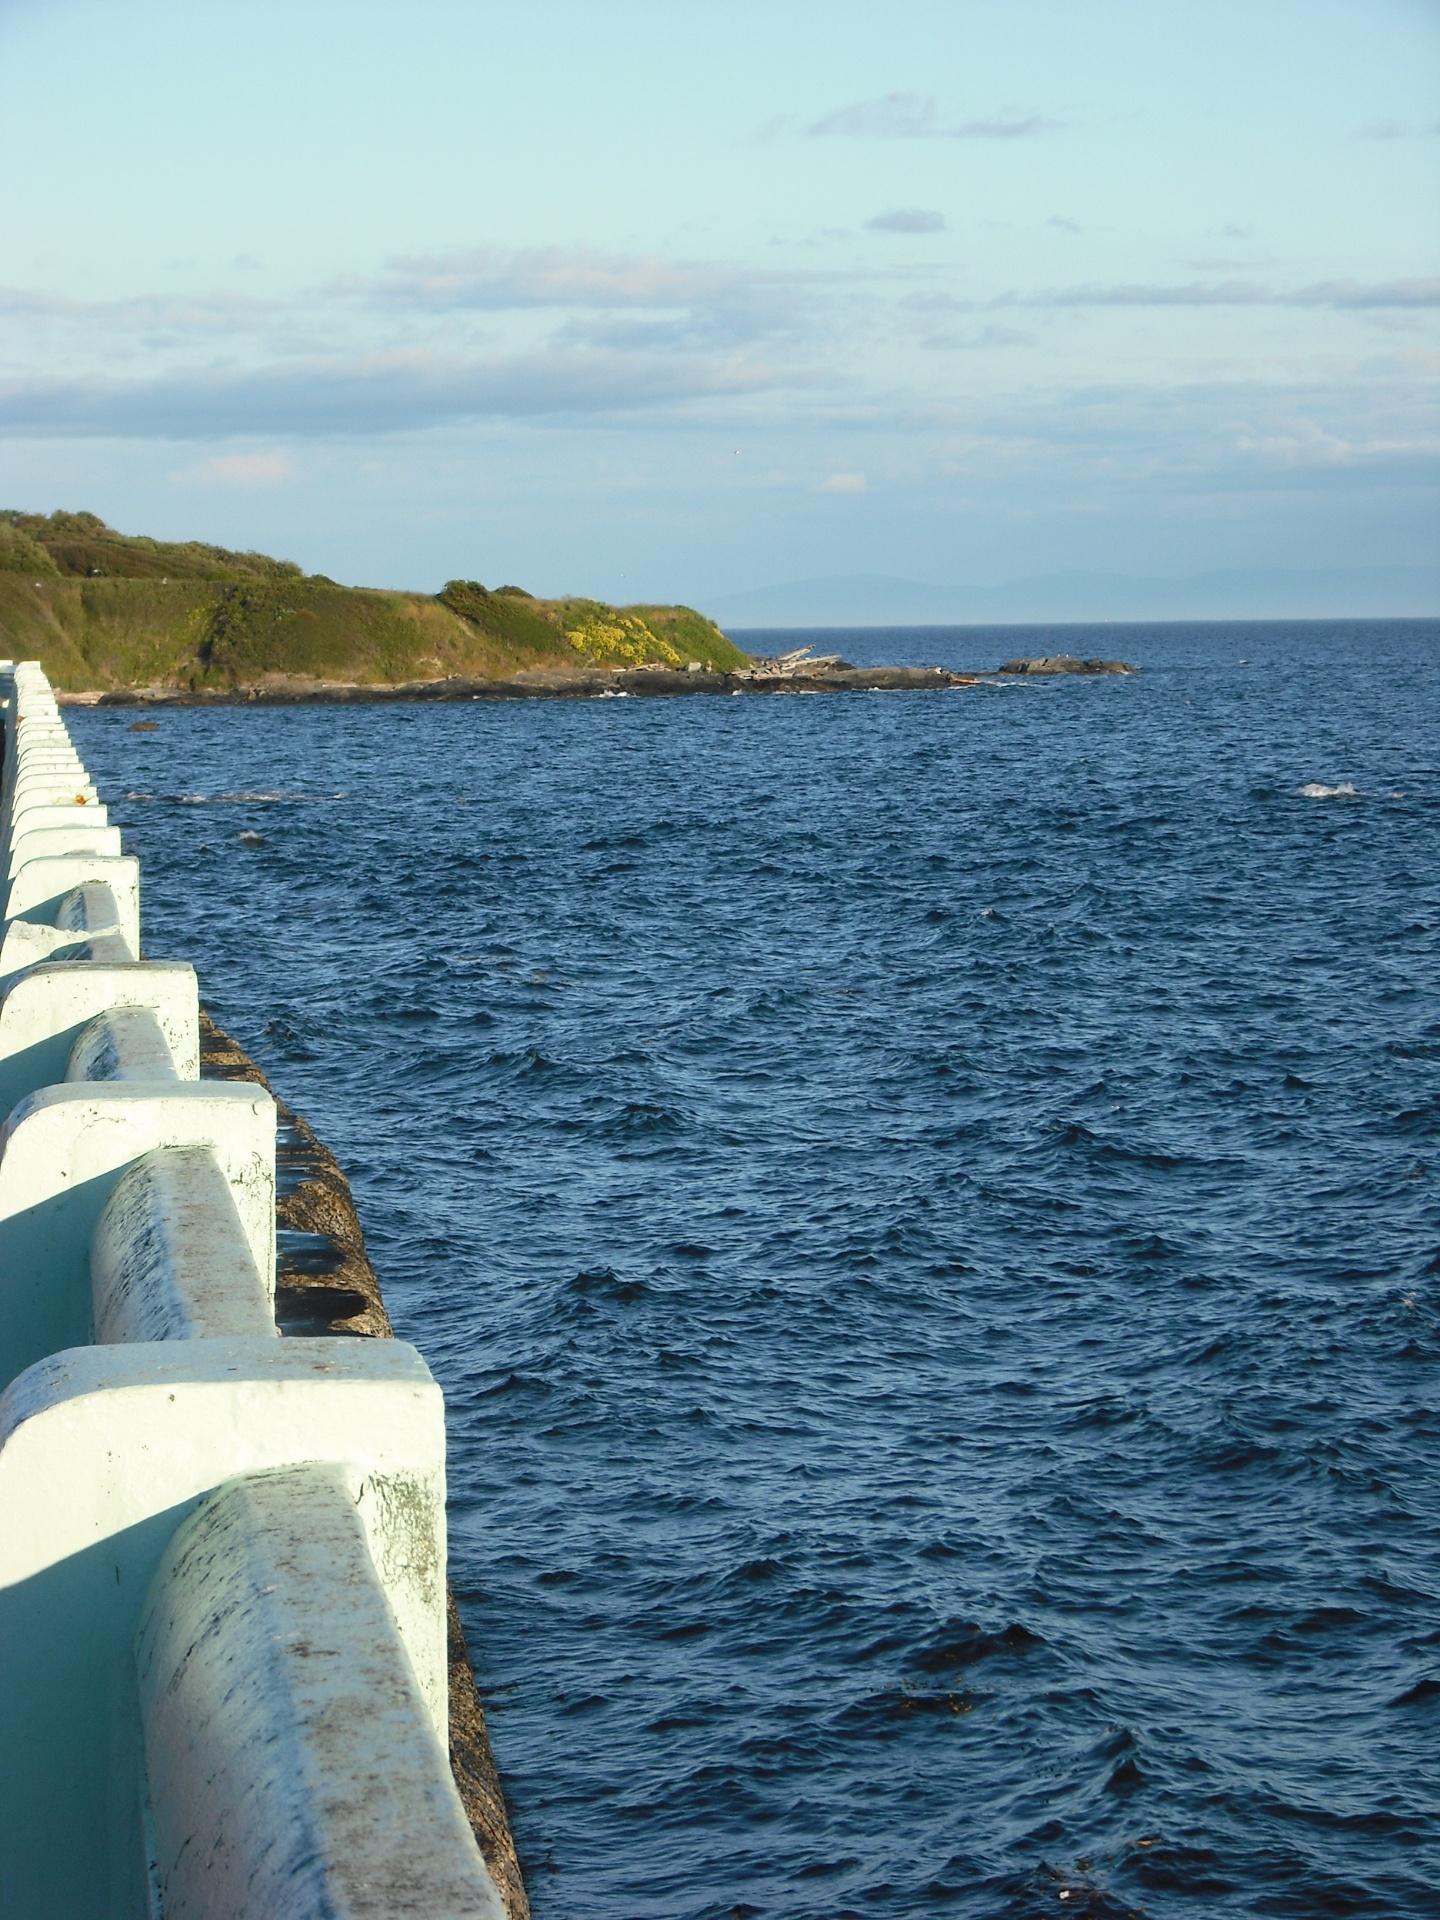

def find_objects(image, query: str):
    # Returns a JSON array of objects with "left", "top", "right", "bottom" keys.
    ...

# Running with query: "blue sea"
[{"left": 72, "top": 619, "right": 1440, "bottom": 1919}]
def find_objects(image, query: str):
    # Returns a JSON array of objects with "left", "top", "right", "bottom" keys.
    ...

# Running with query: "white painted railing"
[{"left": 0, "top": 663, "right": 504, "bottom": 1919}]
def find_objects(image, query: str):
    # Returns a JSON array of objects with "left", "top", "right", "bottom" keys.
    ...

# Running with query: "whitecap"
[{"left": 1298, "top": 782, "right": 1358, "bottom": 799}]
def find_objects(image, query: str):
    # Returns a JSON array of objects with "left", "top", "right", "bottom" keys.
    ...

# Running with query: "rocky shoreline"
[
  {"left": 59, "top": 663, "right": 975, "bottom": 705},
  {"left": 53, "top": 650, "right": 1137, "bottom": 707}
]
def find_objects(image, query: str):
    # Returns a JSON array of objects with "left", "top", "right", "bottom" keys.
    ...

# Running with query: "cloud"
[
  {"left": 922, "top": 325, "right": 1034, "bottom": 351},
  {"left": 1357, "top": 120, "right": 1440, "bottom": 140},
  {"left": 902, "top": 370, "right": 1440, "bottom": 500},
  {"left": 866, "top": 208, "right": 946, "bottom": 234},
  {"left": 806, "top": 93, "right": 1055, "bottom": 139},
  {"left": 1015, "top": 277, "right": 1440, "bottom": 310},
  {"left": 0, "top": 347, "right": 800, "bottom": 440},
  {"left": 0, "top": 283, "right": 277, "bottom": 330},
  {"left": 1184, "top": 257, "right": 1273, "bottom": 271},
  {"left": 818, "top": 471, "right": 865, "bottom": 492},
  {"left": 1047, "top": 216, "right": 1082, "bottom": 234},
  {"left": 809, "top": 92, "right": 936, "bottom": 137},
  {"left": 187, "top": 450, "right": 293, "bottom": 485},
  {"left": 2, "top": 246, "right": 825, "bottom": 375},
  {"left": 1232, "top": 416, "right": 1439, "bottom": 470},
  {"left": 337, "top": 246, "right": 827, "bottom": 355},
  {"left": 368, "top": 245, "right": 718, "bottom": 311}
]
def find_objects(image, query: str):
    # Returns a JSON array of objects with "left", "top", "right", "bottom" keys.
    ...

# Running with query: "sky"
[{"left": 0, "top": 0, "right": 1437, "bottom": 609}]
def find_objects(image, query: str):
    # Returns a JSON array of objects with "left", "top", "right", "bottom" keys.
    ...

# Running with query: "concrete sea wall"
[{"left": 0, "top": 661, "right": 526, "bottom": 1917}]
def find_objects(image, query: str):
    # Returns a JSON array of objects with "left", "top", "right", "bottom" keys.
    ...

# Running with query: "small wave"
[
  {"left": 1389, "top": 1676, "right": 1440, "bottom": 1708},
  {"left": 834, "top": 1686, "right": 975, "bottom": 1729},
  {"left": 567, "top": 1266, "right": 646, "bottom": 1304},
  {"left": 908, "top": 1618, "right": 1044, "bottom": 1674},
  {"left": 1298, "top": 782, "right": 1357, "bottom": 799},
  {"left": 128, "top": 790, "right": 347, "bottom": 805}
]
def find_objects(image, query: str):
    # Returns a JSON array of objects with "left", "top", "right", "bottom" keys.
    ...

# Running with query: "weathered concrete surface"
[
  {"left": 64, "top": 1002, "right": 181, "bottom": 1082},
  {"left": 92, "top": 1145, "right": 275, "bottom": 1342},
  {"left": 0, "top": 957, "right": 196, "bottom": 1115},
  {"left": 0, "top": 1077, "right": 276, "bottom": 1387},
  {"left": 0, "top": 1336, "right": 449, "bottom": 1919},
  {"left": 138, "top": 1463, "right": 504, "bottom": 1920},
  {"left": 3, "top": 851, "right": 141, "bottom": 950},
  {"left": 5, "top": 802, "right": 109, "bottom": 845},
  {"left": 5, "top": 820, "right": 121, "bottom": 878},
  {"left": 198, "top": 1008, "right": 531, "bottom": 1920}
]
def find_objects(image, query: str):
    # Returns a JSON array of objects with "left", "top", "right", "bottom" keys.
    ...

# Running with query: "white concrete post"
[
  {"left": 92, "top": 1146, "right": 274, "bottom": 1343},
  {"left": 0, "top": 1080, "right": 275, "bottom": 1385},
  {"left": 65, "top": 1004, "right": 183, "bottom": 1082},
  {"left": 4, "top": 853, "right": 141, "bottom": 952},
  {"left": 6, "top": 823, "right": 122, "bottom": 876},
  {"left": 6, "top": 802, "right": 109, "bottom": 846},
  {"left": 0, "top": 660, "right": 500, "bottom": 1920},
  {"left": 0, "top": 1338, "right": 450, "bottom": 1919},
  {"left": 0, "top": 958, "right": 196, "bottom": 1114},
  {"left": 137, "top": 1463, "right": 502, "bottom": 1920}
]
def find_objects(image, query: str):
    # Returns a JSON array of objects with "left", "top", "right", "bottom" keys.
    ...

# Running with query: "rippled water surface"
[{"left": 73, "top": 620, "right": 1440, "bottom": 1918}]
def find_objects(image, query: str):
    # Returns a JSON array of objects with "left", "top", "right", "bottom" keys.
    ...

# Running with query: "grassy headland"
[{"left": 0, "top": 510, "right": 748, "bottom": 691}]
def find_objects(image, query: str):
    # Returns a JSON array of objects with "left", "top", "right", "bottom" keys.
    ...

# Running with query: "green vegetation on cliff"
[{"left": 0, "top": 510, "right": 748, "bottom": 690}]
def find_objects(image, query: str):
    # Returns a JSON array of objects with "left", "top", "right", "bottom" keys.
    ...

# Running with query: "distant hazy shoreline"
[{"left": 710, "top": 567, "right": 1440, "bottom": 628}]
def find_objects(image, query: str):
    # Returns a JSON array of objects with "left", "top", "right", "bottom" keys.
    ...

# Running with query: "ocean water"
[{"left": 71, "top": 619, "right": 1440, "bottom": 1919}]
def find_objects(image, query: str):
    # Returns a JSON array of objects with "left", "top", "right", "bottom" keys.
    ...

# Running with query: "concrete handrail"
[
  {"left": 0, "top": 955, "right": 197, "bottom": 1112},
  {"left": 92, "top": 1145, "right": 274, "bottom": 1342},
  {"left": 7, "top": 800, "right": 109, "bottom": 844},
  {"left": 0, "top": 881, "right": 140, "bottom": 979},
  {"left": 0, "top": 1337, "right": 459, "bottom": 1916},
  {"left": 0, "top": 1078, "right": 277, "bottom": 1382},
  {"left": 7, "top": 822, "right": 122, "bottom": 877},
  {"left": 0, "top": 661, "right": 506, "bottom": 1917},
  {"left": 65, "top": 1003, "right": 183, "bottom": 1081},
  {"left": 5, "top": 775, "right": 98, "bottom": 818},
  {"left": 3, "top": 852, "right": 142, "bottom": 951},
  {"left": 138, "top": 1462, "right": 503, "bottom": 1920}
]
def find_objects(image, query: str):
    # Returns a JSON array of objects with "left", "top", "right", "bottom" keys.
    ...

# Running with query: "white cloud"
[
  {"left": 806, "top": 94, "right": 1055, "bottom": 139},
  {"left": 1, "top": 346, "right": 801, "bottom": 439},
  {"left": 818, "top": 471, "right": 866, "bottom": 493},
  {"left": 370, "top": 245, "right": 717, "bottom": 310},
  {"left": 1007, "top": 277, "right": 1440, "bottom": 311},
  {"left": 182, "top": 451, "right": 294, "bottom": 485},
  {"left": 867, "top": 208, "right": 946, "bottom": 234},
  {"left": 922, "top": 325, "right": 1034, "bottom": 351},
  {"left": 809, "top": 92, "right": 936, "bottom": 138}
]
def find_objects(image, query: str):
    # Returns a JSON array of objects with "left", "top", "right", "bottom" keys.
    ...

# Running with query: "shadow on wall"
[{"left": 0, "top": 1509, "right": 189, "bottom": 1916}]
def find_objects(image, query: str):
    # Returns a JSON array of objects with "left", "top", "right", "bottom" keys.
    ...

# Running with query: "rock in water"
[{"left": 997, "top": 654, "right": 1134, "bottom": 675}]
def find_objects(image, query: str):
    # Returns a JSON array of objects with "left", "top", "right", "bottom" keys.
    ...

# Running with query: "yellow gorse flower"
[{"left": 562, "top": 613, "right": 683, "bottom": 669}]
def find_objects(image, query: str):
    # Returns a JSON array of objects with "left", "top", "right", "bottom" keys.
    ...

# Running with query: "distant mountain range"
[{"left": 707, "top": 566, "right": 1440, "bottom": 630}]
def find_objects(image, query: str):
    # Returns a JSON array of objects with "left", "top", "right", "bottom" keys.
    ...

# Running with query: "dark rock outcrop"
[
  {"left": 997, "top": 654, "right": 1134, "bottom": 676},
  {"left": 75, "top": 662, "right": 974, "bottom": 705}
]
